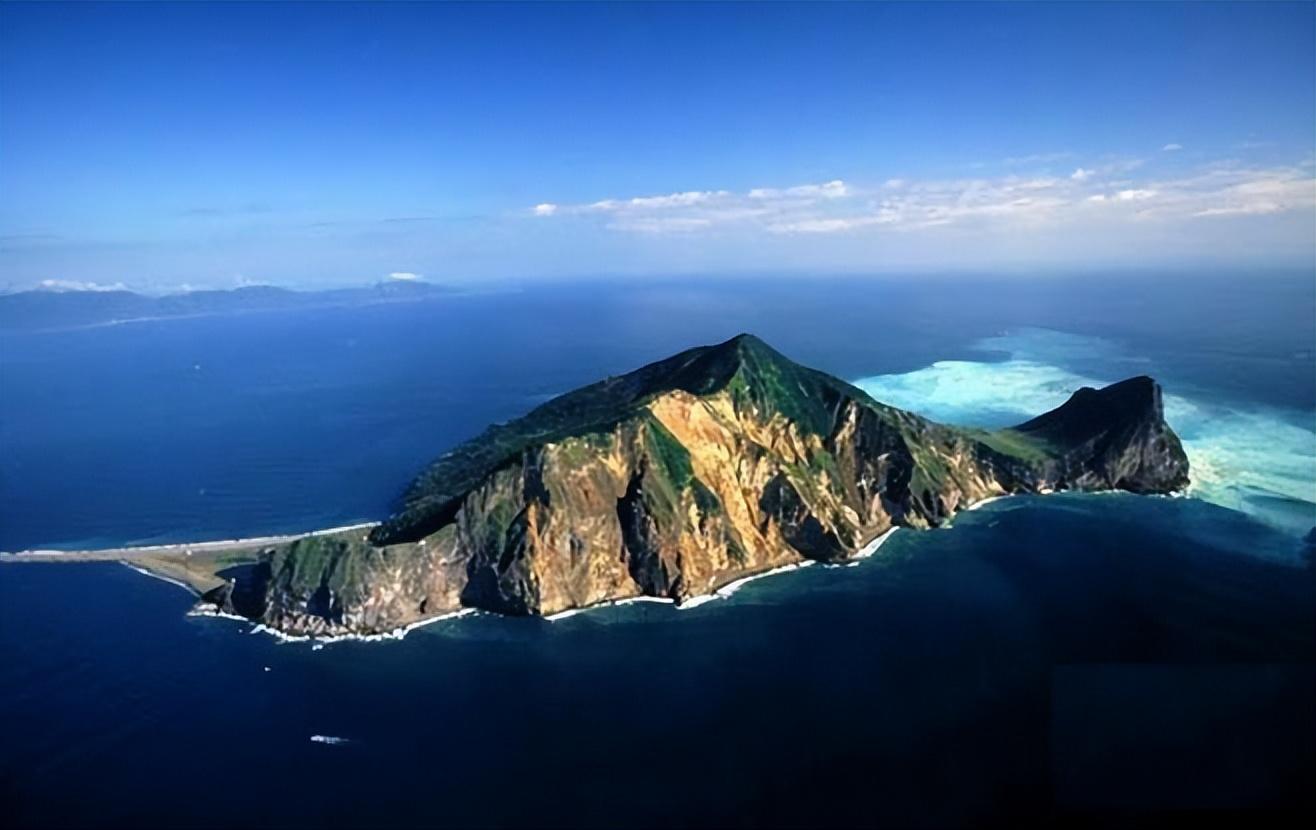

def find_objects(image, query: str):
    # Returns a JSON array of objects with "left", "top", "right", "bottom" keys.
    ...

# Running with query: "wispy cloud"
[
  {"left": 607, "top": 217, "right": 715, "bottom": 234},
  {"left": 532, "top": 179, "right": 846, "bottom": 233},
  {"left": 1114, "top": 188, "right": 1158, "bottom": 201},
  {"left": 748, "top": 180, "right": 848, "bottom": 200},
  {"left": 528, "top": 157, "right": 1315, "bottom": 237},
  {"left": 388, "top": 271, "right": 422, "bottom": 281},
  {"left": 1002, "top": 151, "right": 1073, "bottom": 167},
  {"left": 1193, "top": 203, "right": 1283, "bottom": 217},
  {"left": 178, "top": 202, "right": 271, "bottom": 218},
  {"left": 0, "top": 233, "right": 62, "bottom": 242},
  {"left": 1162, "top": 143, "right": 1183, "bottom": 152},
  {"left": 37, "top": 278, "right": 129, "bottom": 292},
  {"left": 585, "top": 189, "right": 731, "bottom": 212}
]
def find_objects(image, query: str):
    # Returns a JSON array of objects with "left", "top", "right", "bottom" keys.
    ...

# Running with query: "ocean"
[{"left": 1, "top": 273, "right": 1313, "bottom": 826}]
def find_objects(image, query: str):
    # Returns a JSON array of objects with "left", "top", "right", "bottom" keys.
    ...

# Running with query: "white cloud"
[
  {"left": 769, "top": 210, "right": 898, "bottom": 234},
  {"left": 748, "top": 179, "right": 848, "bottom": 200},
  {"left": 1013, "top": 178, "right": 1062, "bottom": 191},
  {"left": 1115, "top": 189, "right": 1157, "bottom": 201},
  {"left": 1193, "top": 203, "right": 1282, "bottom": 217},
  {"left": 1002, "top": 151, "right": 1073, "bottom": 167},
  {"left": 526, "top": 160, "right": 1315, "bottom": 237},
  {"left": 607, "top": 217, "right": 714, "bottom": 233},
  {"left": 37, "top": 279, "right": 129, "bottom": 292},
  {"left": 587, "top": 190, "right": 729, "bottom": 212},
  {"left": 1182, "top": 168, "right": 1315, "bottom": 217},
  {"left": 388, "top": 272, "right": 421, "bottom": 281},
  {"left": 527, "top": 179, "right": 850, "bottom": 234},
  {"left": 1162, "top": 143, "right": 1183, "bottom": 152}
]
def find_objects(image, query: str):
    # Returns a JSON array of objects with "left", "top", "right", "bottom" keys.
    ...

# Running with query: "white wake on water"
[{"left": 310, "top": 735, "right": 350, "bottom": 745}]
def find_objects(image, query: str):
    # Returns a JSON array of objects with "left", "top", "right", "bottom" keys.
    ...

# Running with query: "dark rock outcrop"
[{"left": 1014, "top": 375, "right": 1190, "bottom": 493}]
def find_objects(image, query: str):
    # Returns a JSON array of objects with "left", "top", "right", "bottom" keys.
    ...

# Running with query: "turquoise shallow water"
[
  {"left": 0, "top": 275, "right": 1312, "bottom": 825},
  {"left": 856, "top": 327, "right": 1316, "bottom": 541}
]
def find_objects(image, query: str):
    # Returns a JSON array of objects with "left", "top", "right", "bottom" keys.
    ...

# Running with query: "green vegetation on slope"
[
  {"left": 270, "top": 534, "right": 374, "bottom": 596},
  {"left": 372, "top": 333, "right": 1066, "bottom": 546},
  {"left": 636, "top": 415, "right": 697, "bottom": 525},
  {"left": 373, "top": 334, "right": 867, "bottom": 543},
  {"left": 642, "top": 415, "right": 694, "bottom": 491},
  {"left": 968, "top": 428, "right": 1054, "bottom": 463}
]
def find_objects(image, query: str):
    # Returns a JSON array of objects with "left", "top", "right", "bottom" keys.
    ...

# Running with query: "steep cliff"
[{"left": 198, "top": 334, "right": 1190, "bottom": 636}]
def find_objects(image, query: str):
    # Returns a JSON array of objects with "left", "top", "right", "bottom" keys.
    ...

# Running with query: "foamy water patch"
[
  {"left": 233, "top": 608, "right": 479, "bottom": 645},
  {"left": 186, "top": 606, "right": 250, "bottom": 624},
  {"left": 853, "top": 527, "right": 900, "bottom": 558},
  {"left": 854, "top": 329, "right": 1315, "bottom": 537},
  {"left": 676, "top": 560, "right": 818, "bottom": 610},
  {"left": 545, "top": 595, "right": 675, "bottom": 622},
  {"left": 965, "top": 496, "right": 1011, "bottom": 512}
]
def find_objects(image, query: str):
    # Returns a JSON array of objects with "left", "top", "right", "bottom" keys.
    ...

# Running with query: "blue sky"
[{"left": 1, "top": 1, "right": 1313, "bottom": 291}]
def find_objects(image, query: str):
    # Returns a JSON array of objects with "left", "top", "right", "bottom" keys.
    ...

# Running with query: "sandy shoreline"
[
  {"left": 122, "top": 563, "right": 200, "bottom": 595},
  {"left": 0, "top": 522, "right": 378, "bottom": 560}
]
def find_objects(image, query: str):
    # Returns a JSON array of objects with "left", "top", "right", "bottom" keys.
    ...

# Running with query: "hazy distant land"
[{"left": 0, "top": 280, "right": 450, "bottom": 332}]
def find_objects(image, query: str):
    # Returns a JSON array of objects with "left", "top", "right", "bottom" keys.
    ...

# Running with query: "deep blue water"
[{"left": 1, "top": 274, "right": 1313, "bottom": 826}]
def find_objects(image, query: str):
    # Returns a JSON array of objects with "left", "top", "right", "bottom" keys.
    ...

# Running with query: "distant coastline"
[{"left": 0, "top": 280, "right": 454, "bottom": 333}]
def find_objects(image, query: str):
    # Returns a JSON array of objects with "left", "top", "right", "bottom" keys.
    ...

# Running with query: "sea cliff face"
[{"left": 199, "top": 334, "right": 1189, "bottom": 636}]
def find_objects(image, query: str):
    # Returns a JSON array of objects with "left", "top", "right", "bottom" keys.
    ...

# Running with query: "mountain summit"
[{"left": 200, "top": 334, "right": 1189, "bottom": 634}]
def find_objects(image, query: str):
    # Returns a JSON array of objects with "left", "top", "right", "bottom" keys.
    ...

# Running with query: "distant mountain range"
[{"left": 0, "top": 280, "right": 449, "bottom": 332}]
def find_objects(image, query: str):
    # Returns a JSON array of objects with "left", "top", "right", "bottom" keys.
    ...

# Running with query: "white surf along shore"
[
  {"left": 238, "top": 608, "right": 481, "bottom": 645},
  {"left": 552, "top": 523, "right": 905, "bottom": 618},
  {"left": 167, "top": 521, "right": 908, "bottom": 642},
  {"left": 122, "top": 563, "right": 197, "bottom": 594},
  {"left": 964, "top": 495, "right": 1011, "bottom": 512}
]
